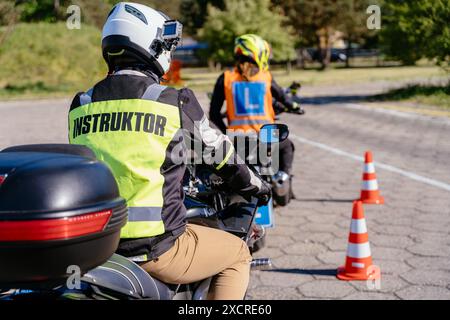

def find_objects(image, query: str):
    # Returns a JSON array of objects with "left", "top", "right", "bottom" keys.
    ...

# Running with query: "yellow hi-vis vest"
[{"left": 68, "top": 84, "right": 181, "bottom": 239}]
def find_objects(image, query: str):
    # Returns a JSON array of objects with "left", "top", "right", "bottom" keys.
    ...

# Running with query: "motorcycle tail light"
[
  {"left": 0, "top": 174, "right": 6, "bottom": 185},
  {"left": 0, "top": 210, "right": 112, "bottom": 241}
]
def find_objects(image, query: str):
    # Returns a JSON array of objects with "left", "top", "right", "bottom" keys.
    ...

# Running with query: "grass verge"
[
  {"left": 369, "top": 82, "right": 450, "bottom": 109},
  {"left": 0, "top": 22, "right": 106, "bottom": 99},
  {"left": 182, "top": 65, "right": 447, "bottom": 91},
  {"left": 0, "top": 23, "right": 447, "bottom": 107}
]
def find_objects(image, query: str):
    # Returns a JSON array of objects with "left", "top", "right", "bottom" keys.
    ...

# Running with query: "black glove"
[
  {"left": 238, "top": 178, "right": 272, "bottom": 206},
  {"left": 254, "top": 180, "right": 272, "bottom": 206},
  {"left": 289, "top": 102, "right": 305, "bottom": 114},
  {"left": 272, "top": 100, "right": 285, "bottom": 115}
]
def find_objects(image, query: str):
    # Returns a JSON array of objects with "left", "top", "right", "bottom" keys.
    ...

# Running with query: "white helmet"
[{"left": 102, "top": 2, "right": 182, "bottom": 76}]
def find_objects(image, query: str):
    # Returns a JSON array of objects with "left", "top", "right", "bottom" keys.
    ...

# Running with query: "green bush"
[
  {"left": 0, "top": 22, "right": 107, "bottom": 95},
  {"left": 380, "top": 0, "right": 450, "bottom": 67}
]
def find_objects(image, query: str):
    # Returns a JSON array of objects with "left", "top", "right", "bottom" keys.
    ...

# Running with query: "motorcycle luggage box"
[{"left": 0, "top": 145, "right": 127, "bottom": 288}]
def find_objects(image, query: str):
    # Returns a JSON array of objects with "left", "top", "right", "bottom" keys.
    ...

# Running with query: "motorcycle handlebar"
[{"left": 288, "top": 108, "right": 305, "bottom": 115}]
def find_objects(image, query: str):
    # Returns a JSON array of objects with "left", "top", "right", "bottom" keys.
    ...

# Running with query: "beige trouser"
[{"left": 140, "top": 223, "right": 252, "bottom": 300}]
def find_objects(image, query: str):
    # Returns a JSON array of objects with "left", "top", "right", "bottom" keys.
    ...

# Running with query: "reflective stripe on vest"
[
  {"left": 68, "top": 84, "right": 181, "bottom": 239},
  {"left": 224, "top": 69, "right": 274, "bottom": 132},
  {"left": 79, "top": 88, "right": 93, "bottom": 105},
  {"left": 128, "top": 207, "right": 162, "bottom": 221}
]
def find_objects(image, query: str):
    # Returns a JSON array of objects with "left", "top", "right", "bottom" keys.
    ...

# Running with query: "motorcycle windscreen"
[{"left": 255, "top": 198, "right": 274, "bottom": 228}]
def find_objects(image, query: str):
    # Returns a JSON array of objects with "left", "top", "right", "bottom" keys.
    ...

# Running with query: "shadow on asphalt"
[
  {"left": 300, "top": 95, "right": 367, "bottom": 105},
  {"left": 293, "top": 198, "right": 354, "bottom": 203},
  {"left": 264, "top": 268, "right": 337, "bottom": 277},
  {"left": 299, "top": 82, "right": 448, "bottom": 106}
]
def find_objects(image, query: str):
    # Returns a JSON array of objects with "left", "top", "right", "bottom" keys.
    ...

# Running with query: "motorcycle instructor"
[
  {"left": 209, "top": 34, "right": 298, "bottom": 176},
  {"left": 68, "top": 2, "right": 270, "bottom": 300}
]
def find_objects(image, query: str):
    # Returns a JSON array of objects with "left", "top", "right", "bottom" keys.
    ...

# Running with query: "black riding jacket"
[{"left": 69, "top": 69, "right": 263, "bottom": 260}]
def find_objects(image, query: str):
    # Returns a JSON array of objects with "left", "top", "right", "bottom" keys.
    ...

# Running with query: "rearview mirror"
[{"left": 259, "top": 124, "right": 289, "bottom": 144}]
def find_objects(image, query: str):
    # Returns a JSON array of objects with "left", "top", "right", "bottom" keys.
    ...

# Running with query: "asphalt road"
[
  {"left": 244, "top": 93, "right": 450, "bottom": 300},
  {"left": 1, "top": 84, "right": 449, "bottom": 299},
  {"left": 0, "top": 98, "right": 71, "bottom": 149}
]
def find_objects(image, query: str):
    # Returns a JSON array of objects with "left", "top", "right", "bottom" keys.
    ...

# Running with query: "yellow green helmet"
[
  {"left": 234, "top": 34, "right": 268, "bottom": 71},
  {"left": 261, "top": 39, "right": 272, "bottom": 71}
]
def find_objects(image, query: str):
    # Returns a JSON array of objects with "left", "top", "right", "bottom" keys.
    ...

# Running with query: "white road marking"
[
  {"left": 344, "top": 103, "right": 421, "bottom": 119},
  {"left": 291, "top": 135, "right": 450, "bottom": 192}
]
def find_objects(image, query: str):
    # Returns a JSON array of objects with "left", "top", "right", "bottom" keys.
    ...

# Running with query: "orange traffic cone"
[
  {"left": 337, "top": 201, "right": 381, "bottom": 281},
  {"left": 359, "top": 151, "right": 384, "bottom": 204}
]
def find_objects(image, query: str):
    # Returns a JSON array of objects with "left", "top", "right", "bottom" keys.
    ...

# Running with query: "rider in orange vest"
[
  {"left": 223, "top": 62, "right": 275, "bottom": 133},
  {"left": 210, "top": 34, "right": 298, "bottom": 179},
  {"left": 214, "top": 34, "right": 275, "bottom": 133}
]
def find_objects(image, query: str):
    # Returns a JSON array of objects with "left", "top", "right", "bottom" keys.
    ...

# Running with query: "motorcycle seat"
[
  {"left": 186, "top": 207, "right": 216, "bottom": 219},
  {"left": 82, "top": 254, "right": 174, "bottom": 300}
]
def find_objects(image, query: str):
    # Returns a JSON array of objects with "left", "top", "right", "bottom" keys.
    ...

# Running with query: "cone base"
[
  {"left": 360, "top": 196, "right": 384, "bottom": 205},
  {"left": 337, "top": 266, "right": 381, "bottom": 281}
]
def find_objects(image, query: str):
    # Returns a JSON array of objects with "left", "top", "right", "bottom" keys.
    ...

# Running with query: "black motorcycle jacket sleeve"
[
  {"left": 180, "top": 87, "right": 264, "bottom": 193},
  {"left": 209, "top": 73, "right": 227, "bottom": 134},
  {"left": 270, "top": 76, "right": 295, "bottom": 110}
]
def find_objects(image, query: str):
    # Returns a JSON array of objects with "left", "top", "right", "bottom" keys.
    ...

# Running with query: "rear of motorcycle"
[
  {"left": 0, "top": 134, "right": 289, "bottom": 300},
  {"left": 252, "top": 124, "right": 290, "bottom": 252},
  {"left": 0, "top": 145, "right": 256, "bottom": 300},
  {"left": 0, "top": 145, "right": 130, "bottom": 300}
]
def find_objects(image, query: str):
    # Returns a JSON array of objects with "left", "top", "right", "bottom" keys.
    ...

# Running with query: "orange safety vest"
[{"left": 224, "top": 69, "right": 275, "bottom": 132}]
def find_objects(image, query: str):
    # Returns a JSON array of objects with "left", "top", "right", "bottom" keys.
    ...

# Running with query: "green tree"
[
  {"left": 273, "top": 0, "right": 343, "bottom": 69},
  {"left": 338, "top": 0, "right": 379, "bottom": 67},
  {"left": 179, "top": 0, "right": 224, "bottom": 36},
  {"left": 0, "top": 1, "right": 19, "bottom": 48},
  {"left": 3, "top": 0, "right": 181, "bottom": 28},
  {"left": 380, "top": 0, "right": 450, "bottom": 67},
  {"left": 273, "top": 0, "right": 377, "bottom": 69},
  {"left": 199, "top": 0, "right": 296, "bottom": 66},
  {"left": 0, "top": 1, "right": 17, "bottom": 26},
  {"left": 17, "top": 0, "right": 70, "bottom": 22},
  {"left": 70, "top": 0, "right": 179, "bottom": 29}
]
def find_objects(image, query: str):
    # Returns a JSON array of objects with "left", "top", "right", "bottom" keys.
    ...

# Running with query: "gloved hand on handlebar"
[
  {"left": 289, "top": 102, "right": 305, "bottom": 115},
  {"left": 236, "top": 171, "right": 272, "bottom": 206},
  {"left": 273, "top": 100, "right": 304, "bottom": 115},
  {"left": 253, "top": 180, "right": 272, "bottom": 206}
]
